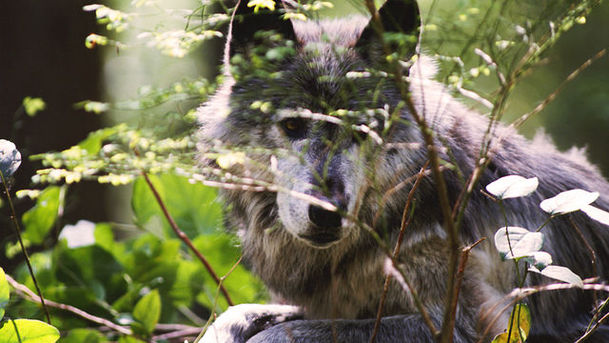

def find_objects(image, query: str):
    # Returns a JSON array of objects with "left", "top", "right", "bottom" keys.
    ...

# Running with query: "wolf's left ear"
[
  {"left": 228, "top": 0, "right": 296, "bottom": 58},
  {"left": 355, "top": 0, "right": 421, "bottom": 62}
]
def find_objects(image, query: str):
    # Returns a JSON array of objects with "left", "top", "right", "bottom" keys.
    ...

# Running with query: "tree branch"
[
  {"left": 5, "top": 274, "right": 132, "bottom": 335},
  {"left": 141, "top": 171, "right": 234, "bottom": 306}
]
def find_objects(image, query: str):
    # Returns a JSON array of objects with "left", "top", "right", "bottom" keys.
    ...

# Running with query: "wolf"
[{"left": 197, "top": 0, "right": 609, "bottom": 341}]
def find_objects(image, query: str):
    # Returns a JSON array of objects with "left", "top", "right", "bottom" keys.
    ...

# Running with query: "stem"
[
  {"left": 448, "top": 238, "right": 485, "bottom": 339},
  {"left": 535, "top": 216, "right": 553, "bottom": 232},
  {"left": 0, "top": 171, "right": 51, "bottom": 324},
  {"left": 586, "top": 296, "right": 609, "bottom": 334},
  {"left": 478, "top": 281, "right": 609, "bottom": 343},
  {"left": 568, "top": 215, "right": 599, "bottom": 305},
  {"left": 498, "top": 201, "right": 522, "bottom": 283},
  {"left": 370, "top": 162, "right": 430, "bottom": 343},
  {"left": 195, "top": 256, "right": 243, "bottom": 343},
  {"left": 345, "top": 212, "right": 438, "bottom": 338},
  {"left": 11, "top": 318, "right": 23, "bottom": 343},
  {"left": 361, "top": 2, "right": 460, "bottom": 341},
  {"left": 576, "top": 306, "right": 609, "bottom": 343},
  {"left": 141, "top": 171, "right": 234, "bottom": 306}
]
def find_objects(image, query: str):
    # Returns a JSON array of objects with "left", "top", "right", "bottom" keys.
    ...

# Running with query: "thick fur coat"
[{"left": 197, "top": 1, "right": 609, "bottom": 341}]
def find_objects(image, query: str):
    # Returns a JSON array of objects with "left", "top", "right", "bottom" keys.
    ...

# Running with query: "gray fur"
[{"left": 197, "top": 3, "right": 609, "bottom": 342}]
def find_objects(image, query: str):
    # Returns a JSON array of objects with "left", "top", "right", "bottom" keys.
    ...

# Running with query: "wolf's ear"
[
  {"left": 228, "top": 0, "right": 296, "bottom": 58},
  {"left": 355, "top": 0, "right": 421, "bottom": 62}
]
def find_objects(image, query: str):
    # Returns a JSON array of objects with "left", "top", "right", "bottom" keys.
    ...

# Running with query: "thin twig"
[
  {"left": 196, "top": 256, "right": 244, "bottom": 342},
  {"left": 509, "top": 48, "right": 607, "bottom": 131},
  {"left": 370, "top": 162, "right": 432, "bottom": 343},
  {"left": 568, "top": 216, "right": 599, "bottom": 304},
  {"left": 575, "top": 309, "right": 609, "bottom": 343},
  {"left": 361, "top": 2, "right": 461, "bottom": 341},
  {"left": 153, "top": 327, "right": 201, "bottom": 341},
  {"left": 141, "top": 171, "right": 234, "bottom": 306},
  {"left": 447, "top": 238, "right": 486, "bottom": 338},
  {"left": 5, "top": 274, "right": 132, "bottom": 335},
  {"left": 0, "top": 171, "right": 52, "bottom": 324}
]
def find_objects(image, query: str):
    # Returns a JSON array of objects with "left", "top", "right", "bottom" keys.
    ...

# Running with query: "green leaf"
[
  {"left": 22, "top": 186, "right": 64, "bottom": 245},
  {"left": 22, "top": 97, "right": 46, "bottom": 117},
  {"left": 0, "top": 319, "right": 59, "bottom": 343},
  {"left": 132, "top": 289, "right": 161, "bottom": 336},
  {"left": 132, "top": 174, "right": 223, "bottom": 238},
  {"left": 491, "top": 303, "right": 531, "bottom": 343},
  {"left": 192, "top": 234, "right": 267, "bottom": 309},
  {"left": 0, "top": 268, "right": 9, "bottom": 321},
  {"left": 93, "top": 223, "right": 115, "bottom": 252},
  {"left": 60, "top": 328, "right": 106, "bottom": 343},
  {"left": 52, "top": 244, "right": 125, "bottom": 308},
  {"left": 118, "top": 336, "right": 146, "bottom": 343},
  {"left": 77, "top": 125, "right": 124, "bottom": 154}
]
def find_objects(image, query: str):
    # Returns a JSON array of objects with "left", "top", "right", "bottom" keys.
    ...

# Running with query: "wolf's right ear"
[
  {"left": 227, "top": 0, "right": 296, "bottom": 58},
  {"left": 355, "top": 0, "right": 421, "bottom": 63}
]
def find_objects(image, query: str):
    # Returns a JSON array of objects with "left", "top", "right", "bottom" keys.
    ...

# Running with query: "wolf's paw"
[{"left": 200, "top": 304, "right": 303, "bottom": 343}]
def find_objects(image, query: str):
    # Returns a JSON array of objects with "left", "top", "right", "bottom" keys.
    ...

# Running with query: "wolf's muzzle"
[
  {"left": 308, "top": 204, "right": 342, "bottom": 228},
  {"left": 301, "top": 198, "right": 345, "bottom": 246}
]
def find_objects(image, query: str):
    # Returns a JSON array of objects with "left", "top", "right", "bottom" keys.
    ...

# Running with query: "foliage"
[
  {"left": 1, "top": 0, "right": 608, "bottom": 342},
  {"left": 0, "top": 268, "right": 59, "bottom": 343}
]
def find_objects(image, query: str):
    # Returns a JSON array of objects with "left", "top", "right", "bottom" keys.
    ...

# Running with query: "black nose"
[{"left": 308, "top": 204, "right": 342, "bottom": 228}]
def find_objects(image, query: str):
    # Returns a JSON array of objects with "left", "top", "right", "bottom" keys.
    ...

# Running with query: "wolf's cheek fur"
[{"left": 275, "top": 155, "right": 311, "bottom": 237}]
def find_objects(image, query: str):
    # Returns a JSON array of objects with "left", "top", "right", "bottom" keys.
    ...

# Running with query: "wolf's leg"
[
  {"left": 247, "top": 314, "right": 474, "bottom": 343},
  {"left": 200, "top": 304, "right": 303, "bottom": 343}
]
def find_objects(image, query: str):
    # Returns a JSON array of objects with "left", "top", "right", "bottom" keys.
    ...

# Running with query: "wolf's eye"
[{"left": 280, "top": 118, "right": 307, "bottom": 139}]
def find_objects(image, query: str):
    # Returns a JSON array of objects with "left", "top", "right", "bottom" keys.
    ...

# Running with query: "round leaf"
[
  {"left": 0, "top": 268, "right": 9, "bottom": 321},
  {"left": 0, "top": 140, "right": 21, "bottom": 178},
  {"left": 486, "top": 175, "right": 538, "bottom": 199},
  {"left": 523, "top": 251, "right": 553, "bottom": 270},
  {"left": 21, "top": 186, "right": 63, "bottom": 245},
  {"left": 528, "top": 265, "right": 584, "bottom": 287},
  {"left": 540, "top": 189, "right": 599, "bottom": 215},
  {"left": 494, "top": 227, "right": 543, "bottom": 260},
  {"left": 581, "top": 205, "right": 609, "bottom": 226},
  {"left": 0, "top": 319, "right": 59, "bottom": 343},
  {"left": 132, "top": 289, "right": 161, "bottom": 336}
]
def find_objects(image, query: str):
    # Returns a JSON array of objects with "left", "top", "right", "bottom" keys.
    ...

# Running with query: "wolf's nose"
[{"left": 308, "top": 204, "right": 342, "bottom": 228}]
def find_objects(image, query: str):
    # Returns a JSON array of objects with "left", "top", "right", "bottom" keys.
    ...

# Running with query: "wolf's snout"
[
  {"left": 308, "top": 175, "right": 346, "bottom": 229},
  {"left": 308, "top": 204, "right": 342, "bottom": 228}
]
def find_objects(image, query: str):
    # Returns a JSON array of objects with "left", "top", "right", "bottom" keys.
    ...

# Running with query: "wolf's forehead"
[{"left": 292, "top": 17, "right": 369, "bottom": 47}]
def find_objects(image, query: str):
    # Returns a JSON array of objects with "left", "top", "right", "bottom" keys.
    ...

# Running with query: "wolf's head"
[{"left": 199, "top": 0, "right": 422, "bottom": 248}]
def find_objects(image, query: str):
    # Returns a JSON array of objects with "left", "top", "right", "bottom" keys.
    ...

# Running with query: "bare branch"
[
  {"left": 141, "top": 171, "right": 234, "bottom": 306},
  {"left": 5, "top": 274, "right": 132, "bottom": 335},
  {"left": 371, "top": 162, "right": 435, "bottom": 342}
]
